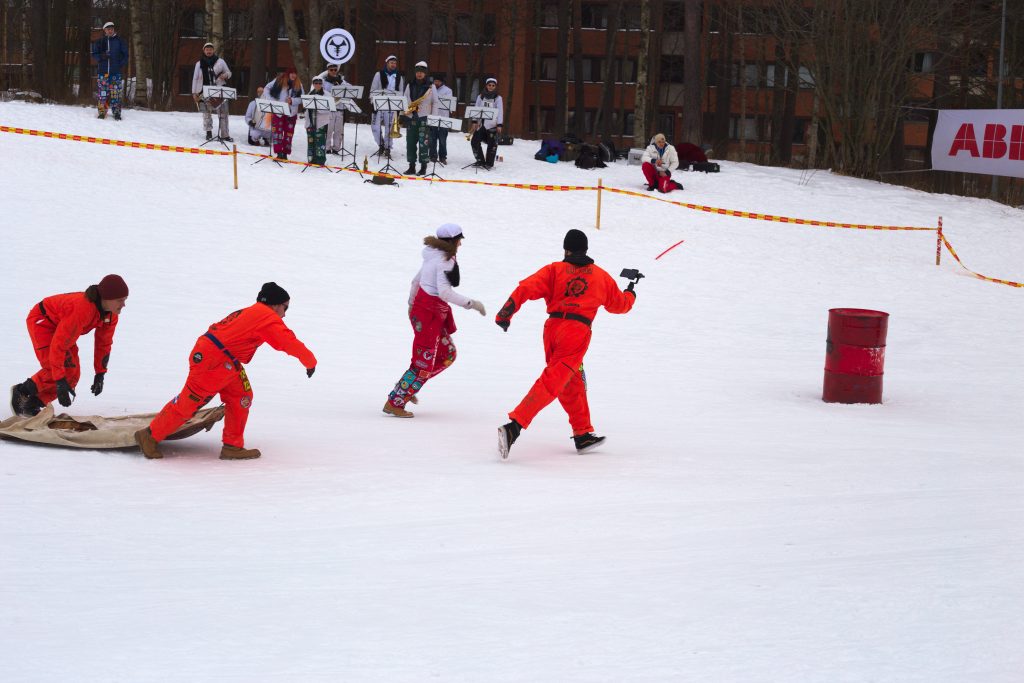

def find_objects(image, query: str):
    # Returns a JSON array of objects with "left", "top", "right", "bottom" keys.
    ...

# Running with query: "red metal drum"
[{"left": 823, "top": 308, "right": 889, "bottom": 404}]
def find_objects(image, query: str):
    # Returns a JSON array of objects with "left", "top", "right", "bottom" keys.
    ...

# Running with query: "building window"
[
  {"left": 227, "top": 11, "right": 250, "bottom": 41},
  {"left": 569, "top": 57, "right": 604, "bottom": 82},
  {"left": 623, "top": 112, "right": 635, "bottom": 137},
  {"left": 536, "top": 56, "right": 557, "bottom": 81},
  {"left": 661, "top": 55, "right": 684, "bottom": 84},
  {"left": 912, "top": 52, "right": 936, "bottom": 73},
  {"left": 277, "top": 12, "right": 305, "bottom": 39},
  {"left": 729, "top": 116, "right": 759, "bottom": 140},
  {"left": 580, "top": 3, "right": 607, "bottom": 29},
  {"left": 179, "top": 66, "right": 194, "bottom": 95},
  {"left": 766, "top": 64, "right": 787, "bottom": 88},
  {"left": 664, "top": 2, "right": 686, "bottom": 32},
  {"left": 798, "top": 66, "right": 814, "bottom": 88},
  {"left": 622, "top": 5, "right": 641, "bottom": 29},
  {"left": 736, "top": 63, "right": 759, "bottom": 87},
  {"left": 455, "top": 14, "right": 496, "bottom": 44},
  {"left": 431, "top": 15, "right": 447, "bottom": 42},
  {"left": 529, "top": 105, "right": 555, "bottom": 134},
  {"left": 539, "top": 3, "right": 559, "bottom": 28},
  {"left": 179, "top": 11, "right": 203, "bottom": 38},
  {"left": 233, "top": 67, "right": 250, "bottom": 95},
  {"left": 658, "top": 113, "right": 675, "bottom": 140},
  {"left": 614, "top": 58, "right": 637, "bottom": 83}
]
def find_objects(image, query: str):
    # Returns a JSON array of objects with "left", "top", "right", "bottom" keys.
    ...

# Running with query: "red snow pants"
[
  {"left": 26, "top": 311, "right": 80, "bottom": 404},
  {"left": 149, "top": 336, "right": 253, "bottom": 447},
  {"left": 387, "top": 288, "right": 458, "bottom": 408},
  {"left": 510, "top": 318, "right": 593, "bottom": 436},
  {"left": 642, "top": 162, "right": 677, "bottom": 193}
]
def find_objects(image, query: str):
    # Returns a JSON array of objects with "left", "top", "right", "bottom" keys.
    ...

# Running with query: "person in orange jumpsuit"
[
  {"left": 10, "top": 274, "right": 129, "bottom": 417},
  {"left": 134, "top": 282, "right": 316, "bottom": 461},
  {"left": 495, "top": 229, "right": 637, "bottom": 459}
]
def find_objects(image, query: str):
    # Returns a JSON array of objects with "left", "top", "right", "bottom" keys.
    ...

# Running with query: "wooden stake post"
[
  {"left": 596, "top": 177, "right": 603, "bottom": 229},
  {"left": 935, "top": 216, "right": 942, "bottom": 265}
]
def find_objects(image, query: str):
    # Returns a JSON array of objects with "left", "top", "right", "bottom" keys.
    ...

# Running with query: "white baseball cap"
[
  {"left": 436, "top": 223, "right": 464, "bottom": 240},
  {"left": 385, "top": 55, "right": 398, "bottom": 63},
  {"left": 486, "top": 77, "right": 497, "bottom": 85},
  {"left": 415, "top": 61, "right": 428, "bottom": 70},
  {"left": 102, "top": 21, "right": 115, "bottom": 29}
]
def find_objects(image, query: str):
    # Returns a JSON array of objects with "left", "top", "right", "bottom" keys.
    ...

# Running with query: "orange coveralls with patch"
[
  {"left": 26, "top": 292, "right": 118, "bottom": 404},
  {"left": 149, "top": 303, "right": 316, "bottom": 447},
  {"left": 496, "top": 257, "right": 636, "bottom": 435}
]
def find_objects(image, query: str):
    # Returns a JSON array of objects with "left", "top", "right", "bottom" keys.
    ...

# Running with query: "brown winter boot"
[
  {"left": 382, "top": 400, "right": 414, "bottom": 418},
  {"left": 219, "top": 444, "right": 262, "bottom": 460},
  {"left": 134, "top": 428, "right": 164, "bottom": 460}
]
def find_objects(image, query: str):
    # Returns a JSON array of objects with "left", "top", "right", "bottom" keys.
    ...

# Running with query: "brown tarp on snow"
[{"left": 0, "top": 404, "right": 225, "bottom": 449}]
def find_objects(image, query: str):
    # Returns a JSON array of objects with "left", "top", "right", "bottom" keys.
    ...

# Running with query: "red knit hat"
[{"left": 97, "top": 274, "right": 129, "bottom": 299}]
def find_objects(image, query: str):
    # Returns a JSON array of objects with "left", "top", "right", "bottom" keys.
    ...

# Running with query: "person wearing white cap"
[
  {"left": 313, "top": 63, "right": 348, "bottom": 154},
  {"left": 400, "top": 61, "right": 436, "bottom": 175},
  {"left": 370, "top": 55, "right": 405, "bottom": 156},
  {"left": 191, "top": 42, "right": 233, "bottom": 142},
  {"left": 89, "top": 21, "right": 129, "bottom": 120},
  {"left": 304, "top": 76, "right": 329, "bottom": 165},
  {"left": 470, "top": 77, "right": 504, "bottom": 168},
  {"left": 429, "top": 74, "right": 453, "bottom": 164},
  {"left": 383, "top": 223, "right": 487, "bottom": 418}
]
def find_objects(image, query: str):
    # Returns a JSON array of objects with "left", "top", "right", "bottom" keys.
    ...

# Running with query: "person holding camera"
[
  {"left": 90, "top": 21, "right": 129, "bottom": 120},
  {"left": 494, "top": 229, "right": 638, "bottom": 459},
  {"left": 192, "top": 42, "right": 233, "bottom": 142}
]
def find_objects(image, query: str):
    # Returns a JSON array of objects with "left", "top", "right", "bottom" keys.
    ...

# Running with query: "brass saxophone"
[{"left": 389, "top": 89, "right": 433, "bottom": 139}]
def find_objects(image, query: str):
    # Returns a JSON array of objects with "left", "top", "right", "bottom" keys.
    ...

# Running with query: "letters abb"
[{"left": 948, "top": 123, "right": 1024, "bottom": 160}]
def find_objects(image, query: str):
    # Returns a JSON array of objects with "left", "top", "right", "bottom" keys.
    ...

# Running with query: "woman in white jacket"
[
  {"left": 641, "top": 133, "right": 682, "bottom": 193},
  {"left": 384, "top": 223, "right": 487, "bottom": 417},
  {"left": 262, "top": 69, "right": 304, "bottom": 160}
]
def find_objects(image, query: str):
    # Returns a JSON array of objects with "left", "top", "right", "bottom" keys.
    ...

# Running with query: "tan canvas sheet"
[{"left": 0, "top": 404, "right": 225, "bottom": 449}]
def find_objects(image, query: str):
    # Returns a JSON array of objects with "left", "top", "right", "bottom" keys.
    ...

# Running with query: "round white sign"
[{"left": 320, "top": 28, "right": 356, "bottom": 65}]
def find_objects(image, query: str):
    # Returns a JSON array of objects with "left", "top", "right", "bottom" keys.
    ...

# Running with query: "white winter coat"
[
  {"left": 403, "top": 80, "right": 437, "bottom": 121},
  {"left": 314, "top": 71, "right": 348, "bottom": 97},
  {"left": 473, "top": 94, "right": 504, "bottom": 130},
  {"left": 408, "top": 245, "right": 472, "bottom": 309},
  {"left": 192, "top": 58, "right": 231, "bottom": 96},
  {"left": 641, "top": 142, "right": 680, "bottom": 173},
  {"left": 263, "top": 79, "right": 303, "bottom": 117},
  {"left": 431, "top": 83, "right": 454, "bottom": 117}
]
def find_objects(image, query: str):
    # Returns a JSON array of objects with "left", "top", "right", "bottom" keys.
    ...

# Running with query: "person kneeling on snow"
[
  {"left": 134, "top": 283, "right": 316, "bottom": 461},
  {"left": 641, "top": 133, "right": 682, "bottom": 193},
  {"left": 245, "top": 86, "right": 272, "bottom": 146},
  {"left": 383, "top": 224, "right": 486, "bottom": 418},
  {"left": 10, "top": 275, "right": 129, "bottom": 418},
  {"left": 495, "top": 230, "right": 637, "bottom": 459}
]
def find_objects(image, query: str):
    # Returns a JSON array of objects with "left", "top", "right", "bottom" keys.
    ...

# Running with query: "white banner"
[{"left": 931, "top": 109, "right": 1024, "bottom": 178}]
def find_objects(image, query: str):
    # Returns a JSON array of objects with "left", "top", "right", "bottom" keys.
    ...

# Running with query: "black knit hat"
[
  {"left": 563, "top": 229, "right": 588, "bottom": 254},
  {"left": 257, "top": 282, "right": 290, "bottom": 305}
]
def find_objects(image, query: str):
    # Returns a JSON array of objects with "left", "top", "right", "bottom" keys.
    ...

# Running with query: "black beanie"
[
  {"left": 257, "top": 282, "right": 290, "bottom": 305},
  {"left": 563, "top": 229, "right": 588, "bottom": 253}
]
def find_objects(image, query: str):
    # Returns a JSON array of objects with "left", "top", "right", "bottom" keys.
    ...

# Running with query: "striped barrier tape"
[
  {"left": 940, "top": 233, "right": 1024, "bottom": 288},
  {"left": 604, "top": 186, "right": 936, "bottom": 232},
  {"left": 0, "top": 125, "right": 231, "bottom": 156}
]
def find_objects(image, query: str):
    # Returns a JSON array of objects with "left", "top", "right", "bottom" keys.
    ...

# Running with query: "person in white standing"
[
  {"left": 428, "top": 74, "right": 454, "bottom": 165},
  {"left": 369, "top": 55, "right": 405, "bottom": 157},
  {"left": 313, "top": 63, "right": 347, "bottom": 155},
  {"left": 469, "top": 77, "right": 504, "bottom": 169},
  {"left": 192, "top": 42, "right": 233, "bottom": 142}
]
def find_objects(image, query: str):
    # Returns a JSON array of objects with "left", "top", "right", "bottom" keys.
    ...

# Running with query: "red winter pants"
[
  {"left": 26, "top": 310, "right": 80, "bottom": 405},
  {"left": 388, "top": 289, "right": 457, "bottom": 408},
  {"left": 509, "top": 318, "right": 593, "bottom": 436},
  {"left": 149, "top": 337, "right": 253, "bottom": 447},
  {"left": 642, "top": 162, "right": 677, "bottom": 193}
]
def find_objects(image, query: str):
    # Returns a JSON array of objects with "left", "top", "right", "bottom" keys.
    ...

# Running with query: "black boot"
[
  {"left": 97, "top": 111, "right": 106, "bottom": 120},
  {"left": 417, "top": 163, "right": 427, "bottom": 176},
  {"left": 572, "top": 433, "right": 606, "bottom": 454},
  {"left": 113, "top": 111, "right": 121, "bottom": 121},
  {"left": 404, "top": 163, "right": 416, "bottom": 175},
  {"left": 497, "top": 420, "right": 522, "bottom": 460},
  {"left": 10, "top": 379, "right": 44, "bottom": 418},
  {"left": 206, "top": 131, "right": 213, "bottom": 141}
]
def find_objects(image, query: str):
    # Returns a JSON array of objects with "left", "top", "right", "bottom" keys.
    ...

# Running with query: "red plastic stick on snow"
[{"left": 655, "top": 239, "right": 685, "bottom": 260}]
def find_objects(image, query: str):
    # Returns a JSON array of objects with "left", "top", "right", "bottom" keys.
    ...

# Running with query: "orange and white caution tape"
[
  {"left": 940, "top": 234, "right": 1024, "bottom": 288},
  {"left": 0, "top": 125, "right": 232, "bottom": 156}
]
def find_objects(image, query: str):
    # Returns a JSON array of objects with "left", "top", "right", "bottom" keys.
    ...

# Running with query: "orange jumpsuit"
[
  {"left": 496, "top": 257, "right": 635, "bottom": 435},
  {"left": 148, "top": 303, "right": 316, "bottom": 447},
  {"left": 26, "top": 292, "right": 118, "bottom": 404}
]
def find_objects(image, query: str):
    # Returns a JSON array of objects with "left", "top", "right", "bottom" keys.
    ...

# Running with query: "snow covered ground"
[{"left": 1, "top": 101, "right": 1022, "bottom": 682}]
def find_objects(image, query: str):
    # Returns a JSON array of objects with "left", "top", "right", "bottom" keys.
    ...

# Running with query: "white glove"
[{"left": 467, "top": 300, "right": 486, "bottom": 316}]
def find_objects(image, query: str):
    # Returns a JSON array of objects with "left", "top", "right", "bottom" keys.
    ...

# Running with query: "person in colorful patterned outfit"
[
  {"left": 383, "top": 224, "right": 486, "bottom": 418},
  {"left": 90, "top": 21, "right": 129, "bottom": 120},
  {"left": 402, "top": 61, "right": 436, "bottom": 176},
  {"left": 134, "top": 283, "right": 316, "bottom": 461},
  {"left": 305, "top": 76, "right": 329, "bottom": 166},
  {"left": 263, "top": 68, "right": 304, "bottom": 161},
  {"left": 495, "top": 230, "right": 637, "bottom": 458},
  {"left": 10, "top": 275, "right": 129, "bottom": 417}
]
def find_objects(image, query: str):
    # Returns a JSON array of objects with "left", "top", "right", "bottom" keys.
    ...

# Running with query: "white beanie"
[{"left": 436, "top": 223, "right": 464, "bottom": 240}]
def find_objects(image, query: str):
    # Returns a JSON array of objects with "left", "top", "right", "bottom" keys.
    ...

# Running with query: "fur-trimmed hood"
[{"left": 424, "top": 235, "right": 458, "bottom": 259}]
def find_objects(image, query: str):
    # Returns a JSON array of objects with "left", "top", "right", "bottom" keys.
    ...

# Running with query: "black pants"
[{"left": 471, "top": 127, "right": 498, "bottom": 166}]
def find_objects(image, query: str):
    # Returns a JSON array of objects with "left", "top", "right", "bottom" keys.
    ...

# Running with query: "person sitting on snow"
[{"left": 641, "top": 133, "right": 682, "bottom": 193}]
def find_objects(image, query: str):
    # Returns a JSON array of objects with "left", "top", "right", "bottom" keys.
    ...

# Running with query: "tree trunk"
[
  {"left": 209, "top": 0, "right": 224, "bottom": 52},
  {"left": 307, "top": 0, "right": 323, "bottom": 76},
  {"left": 129, "top": 0, "right": 152, "bottom": 106},
  {"left": 277, "top": 0, "right": 308, "bottom": 78},
  {"left": 503, "top": 2, "right": 520, "bottom": 137},
  {"left": 446, "top": 2, "right": 456, "bottom": 95},
  {"left": 532, "top": 0, "right": 542, "bottom": 133},
  {"left": 75, "top": 0, "right": 93, "bottom": 103},
  {"left": 769, "top": 42, "right": 785, "bottom": 165},
  {"left": 571, "top": 0, "right": 584, "bottom": 137},
  {"left": 355, "top": 0, "right": 377, "bottom": 92},
  {"left": 711, "top": 4, "right": 733, "bottom": 155},
  {"left": 737, "top": 3, "right": 746, "bottom": 160},
  {"left": 597, "top": 0, "right": 621, "bottom": 140},
  {"left": 681, "top": 0, "right": 702, "bottom": 143},
  {"left": 249, "top": 0, "right": 270, "bottom": 97},
  {"left": 553, "top": 0, "right": 569, "bottom": 136},
  {"left": 29, "top": 0, "right": 49, "bottom": 96},
  {"left": 778, "top": 47, "right": 797, "bottom": 165},
  {"left": 633, "top": 0, "right": 651, "bottom": 147},
  {"left": 414, "top": 0, "right": 430, "bottom": 69}
]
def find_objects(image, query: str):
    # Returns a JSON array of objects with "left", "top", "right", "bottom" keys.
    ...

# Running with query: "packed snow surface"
[{"left": 1, "top": 102, "right": 1022, "bottom": 682}]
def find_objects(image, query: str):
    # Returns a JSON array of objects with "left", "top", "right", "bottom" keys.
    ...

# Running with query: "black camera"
[{"left": 620, "top": 268, "right": 645, "bottom": 281}]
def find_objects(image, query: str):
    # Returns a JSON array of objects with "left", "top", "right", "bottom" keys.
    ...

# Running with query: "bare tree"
[
  {"left": 277, "top": 0, "right": 308, "bottom": 78},
  {"left": 681, "top": 0, "right": 702, "bottom": 143},
  {"left": 205, "top": 0, "right": 223, "bottom": 51},
  {"left": 596, "top": 0, "right": 622, "bottom": 141},
  {"left": 129, "top": 0, "right": 152, "bottom": 106},
  {"left": 553, "top": 0, "right": 569, "bottom": 135},
  {"left": 571, "top": 0, "right": 584, "bottom": 137},
  {"left": 249, "top": 0, "right": 270, "bottom": 97},
  {"left": 633, "top": 0, "right": 652, "bottom": 146}
]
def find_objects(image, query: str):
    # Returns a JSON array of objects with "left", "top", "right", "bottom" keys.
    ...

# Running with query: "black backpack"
[
  {"left": 598, "top": 139, "right": 616, "bottom": 163},
  {"left": 575, "top": 144, "right": 606, "bottom": 170}
]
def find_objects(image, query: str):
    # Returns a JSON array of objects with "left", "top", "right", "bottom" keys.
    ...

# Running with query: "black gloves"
[
  {"left": 626, "top": 281, "right": 638, "bottom": 296},
  {"left": 56, "top": 378, "right": 76, "bottom": 407},
  {"left": 91, "top": 373, "right": 105, "bottom": 396},
  {"left": 496, "top": 320, "right": 510, "bottom": 332},
  {"left": 306, "top": 367, "right": 316, "bottom": 378}
]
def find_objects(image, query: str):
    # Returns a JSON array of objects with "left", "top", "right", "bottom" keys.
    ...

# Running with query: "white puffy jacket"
[
  {"left": 641, "top": 143, "right": 680, "bottom": 172},
  {"left": 408, "top": 245, "right": 472, "bottom": 309}
]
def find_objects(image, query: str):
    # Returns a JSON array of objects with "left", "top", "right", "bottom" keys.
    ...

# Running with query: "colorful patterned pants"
[
  {"left": 406, "top": 118, "right": 429, "bottom": 165},
  {"left": 388, "top": 290, "right": 458, "bottom": 408},
  {"left": 96, "top": 73, "right": 123, "bottom": 116},
  {"left": 271, "top": 114, "right": 297, "bottom": 157},
  {"left": 307, "top": 125, "right": 327, "bottom": 165}
]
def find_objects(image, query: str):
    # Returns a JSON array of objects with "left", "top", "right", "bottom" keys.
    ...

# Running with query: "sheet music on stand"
[
  {"left": 338, "top": 99, "right": 362, "bottom": 114},
  {"left": 426, "top": 116, "right": 462, "bottom": 131},
  {"left": 464, "top": 106, "right": 497, "bottom": 123},
  {"left": 255, "top": 99, "right": 290, "bottom": 116},
  {"left": 370, "top": 89, "right": 402, "bottom": 99},
  {"left": 202, "top": 85, "right": 237, "bottom": 101},
  {"left": 371, "top": 94, "right": 408, "bottom": 113},
  {"left": 333, "top": 84, "right": 364, "bottom": 101},
  {"left": 301, "top": 94, "right": 336, "bottom": 112},
  {"left": 436, "top": 96, "right": 458, "bottom": 116}
]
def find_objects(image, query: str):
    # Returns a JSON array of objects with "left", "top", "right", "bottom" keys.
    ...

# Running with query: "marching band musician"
[
  {"left": 429, "top": 74, "right": 453, "bottom": 165},
  {"left": 245, "top": 86, "right": 272, "bottom": 146},
  {"left": 192, "top": 42, "right": 233, "bottom": 142},
  {"left": 402, "top": 61, "right": 436, "bottom": 176},
  {"left": 314, "top": 62, "right": 347, "bottom": 155},
  {"left": 370, "top": 55, "right": 405, "bottom": 157},
  {"left": 470, "top": 77, "right": 504, "bottom": 169},
  {"left": 305, "top": 76, "right": 329, "bottom": 166}
]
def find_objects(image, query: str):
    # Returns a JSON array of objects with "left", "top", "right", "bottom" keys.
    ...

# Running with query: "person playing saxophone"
[{"left": 401, "top": 61, "right": 437, "bottom": 176}]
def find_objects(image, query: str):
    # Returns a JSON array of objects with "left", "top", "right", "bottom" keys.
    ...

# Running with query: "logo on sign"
[{"left": 320, "top": 28, "right": 355, "bottom": 65}]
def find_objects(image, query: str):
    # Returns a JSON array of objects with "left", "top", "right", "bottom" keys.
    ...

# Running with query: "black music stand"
[
  {"left": 425, "top": 115, "right": 462, "bottom": 182},
  {"left": 251, "top": 99, "right": 290, "bottom": 168},
  {"left": 198, "top": 85, "right": 237, "bottom": 150},
  {"left": 463, "top": 105, "right": 497, "bottom": 173},
  {"left": 300, "top": 94, "right": 334, "bottom": 174},
  {"left": 371, "top": 92, "right": 406, "bottom": 162}
]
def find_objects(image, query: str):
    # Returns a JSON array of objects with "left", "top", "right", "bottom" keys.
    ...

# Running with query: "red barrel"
[{"left": 823, "top": 308, "right": 889, "bottom": 404}]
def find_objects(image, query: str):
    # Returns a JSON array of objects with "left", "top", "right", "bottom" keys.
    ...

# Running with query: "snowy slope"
[{"left": 1, "top": 101, "right": 1022, "bottom": 682}]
